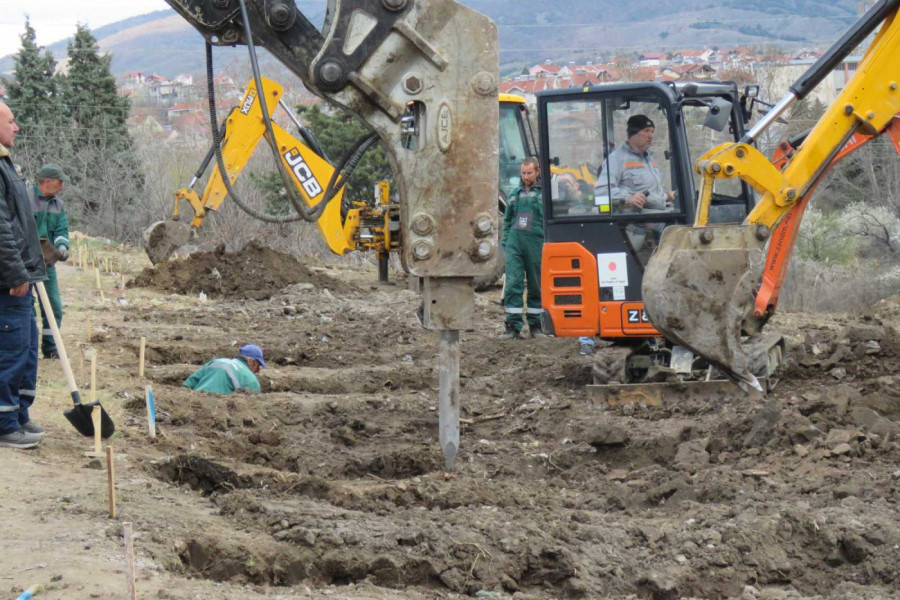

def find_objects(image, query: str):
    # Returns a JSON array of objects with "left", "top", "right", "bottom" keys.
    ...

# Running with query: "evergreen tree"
[
  {"left": 297, "top": 103, "right": 391, "bottom": 205},
  {"left": 65, "top": 24, "right": 131, "bottom": 155},
  {"left": 5, "top": 18, "right": 66, "bottom": 170},
  {"left": 62, "top": 24, "right": 144, "bottom": 242}
]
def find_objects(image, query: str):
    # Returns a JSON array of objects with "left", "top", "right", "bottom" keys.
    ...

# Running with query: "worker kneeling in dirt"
[{"left": 183, "top": 344, "right": 266, "bottom": 394}]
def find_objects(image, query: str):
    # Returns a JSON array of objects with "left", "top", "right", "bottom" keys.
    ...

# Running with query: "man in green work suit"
[
  {"left": 183, "top": 344, "right": 266, "bottom": 394},
  {"left": 500, "top": 157, "right": 545, "bottom": 339},
  {"left": 28, "top": 164, "right": 70, "bottom": 359}
]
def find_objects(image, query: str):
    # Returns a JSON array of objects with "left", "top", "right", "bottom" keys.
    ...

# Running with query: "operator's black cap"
[{"left": 626, "top": 115, "right": 655, "bottom": 138}]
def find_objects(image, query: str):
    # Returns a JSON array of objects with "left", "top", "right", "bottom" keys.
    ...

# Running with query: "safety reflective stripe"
[
  {"left": 505, "top": 307, "right": 524, "bottom": 314},
  {"left": 19, "top": 389, "right": 35, "bottom": 397},
  {"left": 209, "top": 361, "right": 242, "bottom": 391},
  {"left": 54, "top": 235, "right": 69, "bottom": 246},
  {"left": 526, "top": 307, "right": 543, "bottom": 314},
  {"left": 42, "top": 331, "right": 54, "bottom": 337},
  {"left": 0, "top": 404, "right": 19, "bottom": 412}
]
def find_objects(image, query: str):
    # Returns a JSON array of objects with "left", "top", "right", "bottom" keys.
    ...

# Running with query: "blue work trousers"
[{"left": 0, "top": 287, "right": 39, "bottom": 434}]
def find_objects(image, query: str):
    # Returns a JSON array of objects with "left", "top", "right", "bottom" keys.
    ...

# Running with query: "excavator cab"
[
  {"left": 538, "top": 81, "right": 758, "bottom": 379},
  {"left": 498, "top": 94, "right": 537, "bottom": 203}
]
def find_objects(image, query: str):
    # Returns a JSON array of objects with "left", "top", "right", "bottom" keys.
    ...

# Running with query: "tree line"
[{"left": 5, "top": 20, "right": 144, "bottom": 243}]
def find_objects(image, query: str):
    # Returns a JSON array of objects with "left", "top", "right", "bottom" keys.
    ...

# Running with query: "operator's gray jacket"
[
  {"left": 594, "top": 142, "right": 667, "bottom": 211},
  {"left": 0, "top": 147, "right": 46, "bottom": 289}
]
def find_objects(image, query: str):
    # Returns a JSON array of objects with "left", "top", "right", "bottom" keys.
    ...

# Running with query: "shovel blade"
[
  {"left": 642, "top": 224, "right": 766, "bottom": 390},
  {"left": 64, "top": 403, "right": 116, "bottom": 438},
  {"left": 143, "top": 220, "right": 192, "bottom": 265}
]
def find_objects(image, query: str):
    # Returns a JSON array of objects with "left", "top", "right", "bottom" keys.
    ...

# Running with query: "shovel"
[{"left": 35, "top": 281, "right": 115, "bottom": 438}]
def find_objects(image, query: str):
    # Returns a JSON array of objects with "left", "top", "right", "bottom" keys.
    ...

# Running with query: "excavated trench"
[{"left": 119, "top": 254, "right": 900, "bottom": 598}]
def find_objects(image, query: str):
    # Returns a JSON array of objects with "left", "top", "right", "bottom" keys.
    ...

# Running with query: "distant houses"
[
  {"left": 500, "top": 46, "right": 842, "bottom": 106},
  {"left": 118, "top": 70, "right": 319, "bottom": 145}
]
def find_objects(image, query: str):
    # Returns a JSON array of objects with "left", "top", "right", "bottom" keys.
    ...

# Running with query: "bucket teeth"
[{"left": 642, "top": 224, "right": 767, "bottom": 390}]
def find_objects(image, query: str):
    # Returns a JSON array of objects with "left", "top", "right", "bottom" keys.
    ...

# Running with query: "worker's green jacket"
[
  {"left": 183, "top": 358, "right": 261, "bottom": 394},
  {"left": 28, "top": 185, "right": 69, "bottom": 250},
  {"left": 502, "top": 182, "right": 544, "bottom": 247}
]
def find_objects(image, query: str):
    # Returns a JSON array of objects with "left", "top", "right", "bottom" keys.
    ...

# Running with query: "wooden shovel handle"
[{"left": 35, "top": 281, "right": 80, "bottom": 398}]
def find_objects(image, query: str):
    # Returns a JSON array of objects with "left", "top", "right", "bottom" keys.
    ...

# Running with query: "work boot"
[
  {"left": 20, "top": 420, "right": 45, "bottom": 435},
  {"left": 498, "top": 324, "right": 522, "bottom": 340},
  {"left": 0, "top": 429, "right": 42, "bottom": 449},
  {"left": 43, "top": 350, "right": 59, "bottom": 360},
  {"left": 530, "top": 325, "right": 548, "bottom": 339}
]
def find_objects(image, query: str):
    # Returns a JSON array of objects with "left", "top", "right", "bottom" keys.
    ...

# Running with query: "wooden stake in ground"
[
  {"left": 85, "top": 315, "right": 91, "bottom": 343},
  {"left": 95, "top": 268, "right": 105, "bottom": 302},
  {"left": 138, "top": 337, "right": 146, "bottom": 378},
  {"left": 124, "top": 522, "right": 137, "bottom": 600},
  {"left": 77, "top": 343, "right": 85, "bottom": 387},
  {"left": 92, "top": 406, "right": 101, "bottom": 454},
  {"left": 145, "top": 385, "right": 156, "bottom": 439},
  {"left": 90, "top": 352, "right": 97, "bottom": 403},
  {"left": 106, "top": 446, "right": 116, "bottom": 518}
]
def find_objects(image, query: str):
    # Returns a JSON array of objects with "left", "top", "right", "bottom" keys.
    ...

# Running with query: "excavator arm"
[
  {"left": 643, "top": 0, "right": 900, "bottom": 389},
  {"left": 149, "top": 77, "right": 355, "bottom": 262},
  {"left": 162, "top": 0, "right": 499, "bottom": 283},
  {"left": 161, "top": 0, "right": 500, "bottom": 470}
]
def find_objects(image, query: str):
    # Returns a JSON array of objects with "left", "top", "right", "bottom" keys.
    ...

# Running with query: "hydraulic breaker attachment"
[{"left": 641, "top": 224, "right": 767, "bottom": 391}]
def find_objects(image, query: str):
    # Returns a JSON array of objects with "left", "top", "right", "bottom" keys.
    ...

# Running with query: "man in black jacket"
[{"left": 0, "top": 102, "right": 47, "bottom": 449}]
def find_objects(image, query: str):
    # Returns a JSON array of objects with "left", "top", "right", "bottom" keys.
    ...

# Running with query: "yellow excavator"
[
  {"left": 143, "top": 76, "right": 397, "bottom": 271},
  {"left": 143, "top": 81, "right": 536, "bottom": 290},
  {"left": 643, "top": 0, "right": 900, "bottom": 391}
]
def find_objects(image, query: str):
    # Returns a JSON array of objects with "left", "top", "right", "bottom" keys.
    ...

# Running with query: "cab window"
[
  {"left": 546, "top": 97, "right": 681, "bottom": 221},
  {"left": 499, "top": 103, "right": 529, "bottom": 199}
]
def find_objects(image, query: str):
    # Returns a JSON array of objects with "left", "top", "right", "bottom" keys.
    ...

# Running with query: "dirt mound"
[{"left": 129, "top": 241, "right": 347, "bottom": 300}]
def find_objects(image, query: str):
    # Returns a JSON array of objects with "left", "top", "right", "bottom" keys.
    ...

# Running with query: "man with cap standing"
[
  {"left": 500, "top": 157, "right": 546, "bottom": 340},
  {"left": 28, "top": 164, "right": 70, "bottom": 360},
  {"left": 0, "top": 101, "right": 47, "bottom": 449},
  {"left": 183, "top": 344, "right": 267, "bottom": 394}
]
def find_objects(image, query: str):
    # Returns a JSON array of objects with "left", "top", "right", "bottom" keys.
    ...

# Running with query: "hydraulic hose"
[
  {"left": 205, "top": 42, "right": 302, "bottom": 223},
  {"left": 233, "top": 0, "right": 378, "bottom": 222}
]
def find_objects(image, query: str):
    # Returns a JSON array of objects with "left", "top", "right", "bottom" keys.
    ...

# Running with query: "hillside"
[{"left": 0, "top": 0, "right": 858, "bottom": 78}]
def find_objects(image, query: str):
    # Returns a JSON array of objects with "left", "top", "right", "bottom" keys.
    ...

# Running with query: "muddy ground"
[{"left": 3, "top": 238, "right": 900, "bottom": 600}]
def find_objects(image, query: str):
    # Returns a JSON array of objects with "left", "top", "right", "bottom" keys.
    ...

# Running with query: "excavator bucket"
[
  {"left": 143, "top": 220, "right": 193, "bottom": 265},
  {"left": 642, "top": 224, "right": 768, "bottom": 391}
]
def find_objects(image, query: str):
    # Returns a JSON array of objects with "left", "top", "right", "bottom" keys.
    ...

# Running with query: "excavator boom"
[
  {"left": 643, "top": 0, "right": 900, "bottom": 389},
  {"left": 162, "top": 0, "right": 500, "bottom": 470}
]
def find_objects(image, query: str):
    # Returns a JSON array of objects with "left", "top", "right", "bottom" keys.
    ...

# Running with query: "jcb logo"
[
  {"left": 283, "top": 148, "right": 323, "bottom": 198},
  {"left": 627, "top": 309, "right": 649, "bottom": 323},
  {"left": 240, "top": 92, "right": 256, "bottom": 115}
]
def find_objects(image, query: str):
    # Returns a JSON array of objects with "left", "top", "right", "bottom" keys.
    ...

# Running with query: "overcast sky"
[{"left": 1, "top": 1, "right": 171, "bottom": 58}]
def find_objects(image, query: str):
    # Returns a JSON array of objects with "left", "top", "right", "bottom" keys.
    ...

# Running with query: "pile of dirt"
[{"left": 129, "top": 241, "right": 347, "bottom": 300}]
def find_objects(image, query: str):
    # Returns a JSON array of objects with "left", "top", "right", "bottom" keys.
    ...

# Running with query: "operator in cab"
[
  {"left": 183, "top": 344, "right": 266, "bottom": 394},
  {"left": 595, "top": 114, "right": 675, "bottom": 213}
]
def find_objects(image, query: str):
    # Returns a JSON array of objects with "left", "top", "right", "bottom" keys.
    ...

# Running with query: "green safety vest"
[
  {"left": 28, "top": 185, "right": 70, "bottom": 249},
  {"left": 502, "top": 183, "right": 544, "bottom": 246}
]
